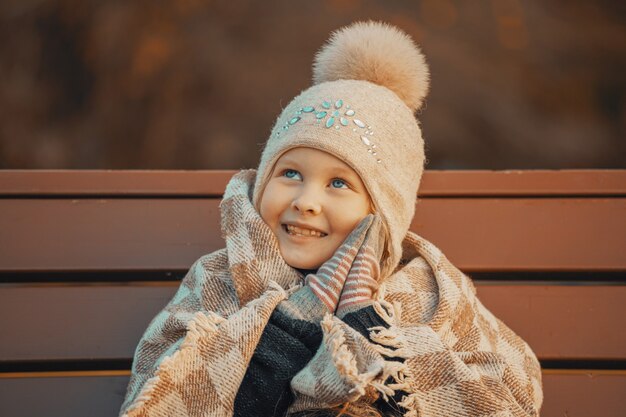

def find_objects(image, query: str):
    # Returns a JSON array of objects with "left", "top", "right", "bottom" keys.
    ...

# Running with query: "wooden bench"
[{"left": 0, "top": 169, "right": 624, "bottom": 417}]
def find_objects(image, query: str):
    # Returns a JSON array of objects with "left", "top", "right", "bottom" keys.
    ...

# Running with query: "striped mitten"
[
  {"left": 277, "top": 215, "right": 375, "bottom": 322},
  {"left": 336, "top": 215, "right": 383, "bottom": 318}
]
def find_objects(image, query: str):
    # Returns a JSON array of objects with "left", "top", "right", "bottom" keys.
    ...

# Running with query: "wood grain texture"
[
  {"left": 0, "top": 375, "right": 128, "bottom": 417},
  {"left": 0, "top": 371, "right": 624, "bottom": 417},
  {"left": 1, "top": 197, "right": 624, "bottom": 273},
  {"left": 1, "top": 170, "right": 624, "bottom": 414},
  {"left": 1, "top": 283, "right": 624, "bottom": 361},
  {"left": 413, "top": 197, "right": 626, "bottom": 272},
  {"left": 475, "top": 285, "right": 626, "bottom": 360},
  {"left": 541, "top": 371, "right": 626, "bottom": 417},
  {"left": 0, "top": 170, "right": 236, "bottom": 197},
  {"left": 1, "top": 170, "right": 624, "bottom": 196}
]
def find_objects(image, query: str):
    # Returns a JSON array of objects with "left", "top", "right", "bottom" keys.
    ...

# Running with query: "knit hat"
[{"left": 253, "top": 21, "right": 429, "bottom": 279}]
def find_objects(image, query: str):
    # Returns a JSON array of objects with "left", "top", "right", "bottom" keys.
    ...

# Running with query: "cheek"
[
  {"left": 259, "top": 183, "right": 286, "bottom": 226},
  {"left": 258, "top": 191, "right": 273, "bottom": 225},
  {"left": 331, "top": 206, "right": 370, "bottom": 236},
  {"left": 330, "top": 197, "right": 371, "bottom": 239}
]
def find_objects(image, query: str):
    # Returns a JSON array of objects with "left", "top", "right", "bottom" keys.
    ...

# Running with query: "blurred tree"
[{"left": 0, "top": 0, "right": 624, "bottom": 169}]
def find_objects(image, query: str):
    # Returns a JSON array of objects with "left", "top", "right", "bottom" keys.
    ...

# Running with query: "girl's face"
[{"left": 260, "top": 147, "right": 372, "bottom": 270}]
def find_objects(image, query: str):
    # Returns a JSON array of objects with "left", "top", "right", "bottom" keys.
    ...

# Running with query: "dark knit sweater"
[{"left": 233, "top": 306, "right": 406, "bottom": 417}]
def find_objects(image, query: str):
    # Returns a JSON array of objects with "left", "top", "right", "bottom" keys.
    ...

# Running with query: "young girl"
[{"left": 120, "top": 21, "right": 543, "bottom": 417}]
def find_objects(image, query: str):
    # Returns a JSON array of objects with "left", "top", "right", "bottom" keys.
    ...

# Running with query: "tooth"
[{"left": 285, "top": 224, "right": 325, "bottom": 236}]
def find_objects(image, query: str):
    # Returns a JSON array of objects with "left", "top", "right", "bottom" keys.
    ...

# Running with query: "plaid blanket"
[{"left": 120, "top": 170, "right": 543, "bottom": 417}]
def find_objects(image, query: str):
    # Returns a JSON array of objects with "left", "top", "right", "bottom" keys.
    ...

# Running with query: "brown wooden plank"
[
  {"left": 0, "top": 199, "right": 221, "bottom": 272},
  {"left": 1, "top": 197, "right": 624, "bottom": 273},
  {"left": 476, "top": 285, "right": 626, "bottom": 360},
  {"left": 0, "top": 285, "right": 175, "bottom": 361},
  {"left": 1, "top": 284, "right": 624, "bottom": 361},
  {"left": 1, "top": 170, "right": 624, "bottom": 197},
  {"left": 541, "top": 371, "right": 626, "bottom": 417},
  {"left": 0, "top": 170, "right": 236, "bottom": 197},
  {"left": 412, "top": 197, "right": 626, "bottom": 272},
  {"left": 0, "top": 371, "right": 624, "bottom": 417},
  {"left": 0, "top": 374, "right": 129, "bottom": 417},
  {"left": 421, "top": 169, "right": 626, "bottom": 197}
]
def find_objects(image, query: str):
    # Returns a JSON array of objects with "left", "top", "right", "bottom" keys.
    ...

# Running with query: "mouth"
[{"left": 282, "top": 223, "right": 327, "bottom": 238}]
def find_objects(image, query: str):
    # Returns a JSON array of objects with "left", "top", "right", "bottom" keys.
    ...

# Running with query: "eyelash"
[
  {"left": 330, "top": 179, "right": 348, "bottom": 189},
  {"left": 281, "top": 169, "right": 351, "bottom": 190},
  {"left": 283, "top": 169, "right": 301, "bottom": 180}
]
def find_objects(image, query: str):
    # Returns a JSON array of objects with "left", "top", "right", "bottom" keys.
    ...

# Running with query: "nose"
[{"left": 291, "top": 186, "right": 322, "bottom": 215}]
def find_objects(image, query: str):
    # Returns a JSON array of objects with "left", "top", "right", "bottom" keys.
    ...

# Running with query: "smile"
[{"left": 283, "top": 224, "right": 327, "bottom": 237}]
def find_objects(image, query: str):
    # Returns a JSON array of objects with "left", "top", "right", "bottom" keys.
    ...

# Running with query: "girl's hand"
[
  {"left": 306, "top": 215, "right": 375, "bottom": 313},
  {"left": 335, "top": 215, "right": 382, "bottom": 318},
  {"left": 277, "top": 215, "right": 382, "bottom": 323}
]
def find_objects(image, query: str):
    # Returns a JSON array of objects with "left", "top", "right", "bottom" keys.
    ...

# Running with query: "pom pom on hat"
[{"left": 313, "top": 20, "right": 429, "bottom": 112}]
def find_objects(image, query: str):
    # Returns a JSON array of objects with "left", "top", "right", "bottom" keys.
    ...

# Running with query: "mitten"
[
  {"left": 335, "top": 215, "right": 384, "bottom": 318},
  {"left": 277, "top": 215, "right": 375, "bottom": 322}
]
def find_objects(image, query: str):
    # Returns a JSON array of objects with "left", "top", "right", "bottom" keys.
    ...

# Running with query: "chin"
[
  {"left": 285, "top": 257, "right": 322, "bottom": 270},
  {"left": 281, "top": 250, "right": 324, "bottom": 270}
]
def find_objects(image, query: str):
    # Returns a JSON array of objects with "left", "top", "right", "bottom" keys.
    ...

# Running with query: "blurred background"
[{"left": 0, "top": 0, "right": 624, "bottom": 170}]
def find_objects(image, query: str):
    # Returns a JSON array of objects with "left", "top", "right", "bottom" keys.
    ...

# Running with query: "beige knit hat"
[{"left": 253, "top": 20, "right": 429, "bottom": 279}]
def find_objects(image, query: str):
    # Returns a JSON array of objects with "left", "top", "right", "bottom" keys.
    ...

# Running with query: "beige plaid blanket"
[{"left": 120, "top": 170, "right": 543, "bottom": 417}]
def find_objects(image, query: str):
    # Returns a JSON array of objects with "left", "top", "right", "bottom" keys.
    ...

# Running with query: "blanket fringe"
[
  {"left": 373, "top": 283, "right": 403, "bottom": 326},
  {"left": 397, "top": 393, "right": 420, "bottom": 417},
  {"left": 369, "top": 294, "right": 409, "bottom": 358},
  {"left": 181, "top": 311, "right": 226, "bottom": 349},
  {"left": 370, "top": 294, "right": 420, "bottom": 416},
  {"left": 321, "top": 314, "right": 365, "bottom": 395},
  {"left": 321, "top": 314, "right": 413, "bottom": 406},
  {"left": 369, "top": 326, "right": 404, "bottom": 349},
  {"left": 371, "top": 360, "right": 410, "bottom": 401}
]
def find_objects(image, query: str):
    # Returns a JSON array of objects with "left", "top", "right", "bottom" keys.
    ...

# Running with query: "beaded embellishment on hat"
[{"left": 274, "top": 98, "right": 381, "bottom": 163}]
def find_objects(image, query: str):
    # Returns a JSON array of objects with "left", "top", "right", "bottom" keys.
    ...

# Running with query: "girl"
[{"left": 120, "top": 21, "right": 543, "bottom": 417}]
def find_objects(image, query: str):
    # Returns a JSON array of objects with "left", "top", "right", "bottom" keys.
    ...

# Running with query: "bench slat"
[
  {"left": 1, "top": 197, "right": 624, "bottom": 273},
  {"left": 541, "top": 371, "right": 626, "bottom": 417},
  {"left": 0, "top": 170, "right": 623, "bottom": 416},
  {"left": 1, "top": 170, "right": 624, "bottom": 196},
  {"left": 1, "top": 284, "right": 624, "bottom": 361},
  {"left": 475, "top": 285, "right": 626, "bottom": 360},
  {"left": 0, "top": 375, "right": 128, "bottom": 417},
  {"left": 413, "top": 197, "right": 626, "bottom": 272},
  {"left": 0, "top": 371, "right": 623, "bottom": 417}
]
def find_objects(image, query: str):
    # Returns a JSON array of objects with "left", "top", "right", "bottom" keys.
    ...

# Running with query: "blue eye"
[
  {"left": 284, "top": 169, "right": 302, "bottom": 180},
  {"left": 331, "top": 179, "right": 348, "bottom": 189}
]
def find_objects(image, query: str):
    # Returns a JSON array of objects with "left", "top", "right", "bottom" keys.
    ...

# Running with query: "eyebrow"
[
  {"left": 328, "top": 166, "right": 357, "bottom": 176},
  {"left": 273, "top": 156, "right": 363, "bottom": 185},
  {"left": 276, "top": 158, "right": 355, "bottom": 177},
  {"left": 274, "top": 156, "right": 300, "bottom": 167}
]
